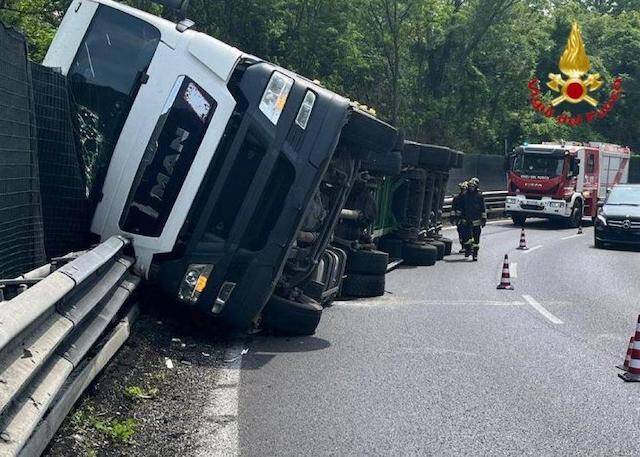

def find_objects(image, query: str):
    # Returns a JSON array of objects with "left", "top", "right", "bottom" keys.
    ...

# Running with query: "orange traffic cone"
[
  {"left": 517, "top": 228, "right": 528, "bottom": 250},
  {"left": 617, "top": 337, "right": 634, "bottom": 371},
  {"left": 619, "top": 317, "right": 640, "bottom": 382},
  {"left": 496, "top": 254, "right": 514, "bottom": 290}
]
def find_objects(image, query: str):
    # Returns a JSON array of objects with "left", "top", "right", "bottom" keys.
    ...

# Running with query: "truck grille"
[{"left": 521, "top": 204, "right": 543, "bottom": 211}]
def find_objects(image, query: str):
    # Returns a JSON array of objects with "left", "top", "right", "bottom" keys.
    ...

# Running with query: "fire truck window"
[
  {"left": 587, "top": 154, "right": 595, "bottom": 173},
  {"left": 120, "top": 76, "right": 217, "bottom": 236}
]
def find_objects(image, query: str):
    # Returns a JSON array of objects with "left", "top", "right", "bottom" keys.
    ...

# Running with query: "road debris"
[{"left": 164, "top": 358, "right": 174, "bottom": 370}]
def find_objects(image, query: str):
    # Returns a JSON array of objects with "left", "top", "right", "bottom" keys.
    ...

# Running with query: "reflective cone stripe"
[
  {"left": 517, "top": 229, "right": 528, "bottom": 250},
  {"left": 496, "top": 255, "right": 514, "bottom": 290},
  {"left": 623, "top": 337, "right": 634, "bottom": 370},
  {"left": 628, "top": 317, "right": 640, "bottom": 375}
]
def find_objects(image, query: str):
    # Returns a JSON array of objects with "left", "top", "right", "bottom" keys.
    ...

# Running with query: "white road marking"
[
  {"left": 196, "top": 343, "right": 245, "bottom": 457},
  {"left": 561, "top": 233, "right": 583, "bottom": 240},
  {"left": 522, "top": 295, "right": 563, "bottom": 325},
  {"left": 510, "top": 262, "right": 518, "bottom": 278},
  {"left": 521, "top": 245, "right": 542, "bottom": 254}
]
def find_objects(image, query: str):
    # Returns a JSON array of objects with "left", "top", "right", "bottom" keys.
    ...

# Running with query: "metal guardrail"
[
  {"left": 442, "top": 190, "right": 507, "bottom": 220},
  {"left": 0, "top": 236, "right": 140, "bottom": 456}
]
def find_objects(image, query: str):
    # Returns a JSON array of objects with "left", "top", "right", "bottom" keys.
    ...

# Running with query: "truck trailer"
[{"left": 505, "top": 141, "right": 631, "bottom": 227}]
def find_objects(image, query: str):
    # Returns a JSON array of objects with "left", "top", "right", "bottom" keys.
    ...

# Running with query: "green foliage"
[
  {"left": 70, "top": 403, "right": 137, "bottom": 443},
  {"left": 2, "top": 0, "right": 639, "bottom": 151}
]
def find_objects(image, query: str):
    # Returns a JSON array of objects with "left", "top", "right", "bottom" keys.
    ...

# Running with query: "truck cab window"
[{"left": 68, "top": 5, "right": 160, "bottom": 206}]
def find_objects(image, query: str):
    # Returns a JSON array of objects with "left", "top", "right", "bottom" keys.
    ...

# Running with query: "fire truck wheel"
[
  {"left": 378, "top": 238, "right": 404, "bottom": 259},
  {"left": 402, "top": 242, "right": 437, "bottom": 266},
  {"left": 262, "top": 294, "right": 323, "bottom": 336},
  {"left": 511, "top": 215, "right": 526, "bottom": 226},
  {"left": 427, "top": 241, "right": 445, "bottom": 260},
  {"left": 341, "top": 273, "right": 385, "bottom": 297},
  {"left": 346, "top": 249, "right": 389, "bottom": 275}
]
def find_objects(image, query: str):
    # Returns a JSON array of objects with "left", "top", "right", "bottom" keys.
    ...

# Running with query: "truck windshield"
[
  {"left": 607, "top": 187, "right": 640, "bottom": 206},
  {"left": 68, "top": 5, "right": 160, "bottom": 204},
  {"left": 512, "top": 153, "right": 564, "bottom": 178}
]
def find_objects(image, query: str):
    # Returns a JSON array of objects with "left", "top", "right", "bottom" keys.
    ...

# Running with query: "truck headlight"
[
  {"left": 596, "top": 214, "right": 607, "bottom": 226},
  {"left": 177, "top": 264, "right": 213, "bottom": 303},
  {"left": 259, "top": 71, "right": 293, "bottom": 125},
  {"left": 549, "top": 201, "right": 565, "bottom": 208},
  {"left": 506, "top": 197, "right": 517, "bottom": 204}
]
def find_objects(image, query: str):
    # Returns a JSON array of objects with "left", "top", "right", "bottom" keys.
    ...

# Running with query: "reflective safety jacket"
[
  {"left": 451, "top": 192, "right": 465, "bottom": 220},
  {"left": 462, "top": 190, "right": 486, "bottom": 225}
]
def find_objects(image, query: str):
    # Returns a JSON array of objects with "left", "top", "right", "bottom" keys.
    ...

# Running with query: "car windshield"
[
  {"left": 607, "top": 187, "right": 640, "bottom": 206},
  {"left": 68, "top": 5, "right": 160, "bottom": 205},
  {"left": 512, "top": 152, "right": 564, "bottom": 178}
]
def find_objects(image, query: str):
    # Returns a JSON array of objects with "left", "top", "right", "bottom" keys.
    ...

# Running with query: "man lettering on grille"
[
  {"left": 450, "top": 181, "right": 468, "bottom": 254},
  {"left": 462, "top": 177, "right": 486, "bottom": 261}
]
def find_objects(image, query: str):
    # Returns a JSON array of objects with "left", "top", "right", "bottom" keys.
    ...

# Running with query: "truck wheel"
[
  {"left": 341, "top": 273, "right": 385, "bottom": 297},
  {"left": 427, "top": 240, "right": 445, "bottom": 260},
  {"left": 361, "top": 150, "right": 402, "bottom": 176},
  {"left": 439, "top": 237, "right": 453, "bottom": 255},
  {"left": 568, "top": 202, "right": 583, "bottom": 228},
  {"left": 402, "top": 242, "right": 437, "bottom": 266},
  {"left": 379, "top": 238, "right": 404, "bottom": 259},
  {"left": 262, "top": 294, "right": 323, "bottom": 336},
  {"left": 346, "top": 249, "right": 389, "bottom": 275},
  {"left": 511, "top": 215, "right": 526, "bottom": 226}
]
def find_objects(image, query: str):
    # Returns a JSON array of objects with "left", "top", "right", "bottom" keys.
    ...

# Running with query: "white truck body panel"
[{"left": 43, "top": 0, "right": 248, "bottom": 276}]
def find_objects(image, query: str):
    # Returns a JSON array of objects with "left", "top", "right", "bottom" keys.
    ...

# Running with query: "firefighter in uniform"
[
  {"left": 450, "top": 181, "right": 468, "bottom": 253},
  {"left": 462, "top": 178, "right": 486, "bottom": 261}
]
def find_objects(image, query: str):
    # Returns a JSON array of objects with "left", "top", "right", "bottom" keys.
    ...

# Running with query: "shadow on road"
[{"left": 242, "top": 336, "right": 332, "bottom": 369}]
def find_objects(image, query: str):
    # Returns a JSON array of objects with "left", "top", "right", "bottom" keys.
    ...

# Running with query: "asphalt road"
[{"left": 237, "top": 221, "right": 640, "bottom": 456}]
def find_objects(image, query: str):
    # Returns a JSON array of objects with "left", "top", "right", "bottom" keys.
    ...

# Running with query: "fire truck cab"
[{"left": 505, "top": 141, "right": 631, "bottom": 227}]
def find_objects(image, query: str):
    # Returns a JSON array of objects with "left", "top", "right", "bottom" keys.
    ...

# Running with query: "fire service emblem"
[{"left": 527, "top": 22, "right": 622, "bottom": 126}]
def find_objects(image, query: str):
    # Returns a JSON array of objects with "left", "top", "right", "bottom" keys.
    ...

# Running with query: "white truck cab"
[{"left": 44, "top": 0, "right": 244, "bottom": 275}]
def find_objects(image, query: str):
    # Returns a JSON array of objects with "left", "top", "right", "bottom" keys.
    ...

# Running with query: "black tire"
[
  {"left": 568, "top": 202, "right": 583, "bottom": 228},
  {"left": 417, "top": 144, "right": 453, "bottom": 169},
  {"left": 439, "top": 237, "right": 453, "bottom": 255},
  {"left": 262, "top": 294, "right": 323, "bottom": 336},
  {"left": 594, "top": 230, "right": 604, "bottom": 249},
  {"left": 361, "top": 150, "right": 402, "bottom": 176},
  {"left": 341, "top": 110, "right": 398, "bottom": 156},
  {"left": 341, "top": 273, "right": 385, "bottom": 297},
  {"left": 346, "top": 249, "right": 389, "bottom": 275},
  {"left": 428, "top": 240, "right": 445, "bottom": 260},
  {"left": 512, "top": 215, "right": 526, "bottom": 225},
  {"left": 402, "top": 242, "right": 437, "bottom": 266},
  {"left": 379, "top": 238, "right": 404, "bottom": 259}
]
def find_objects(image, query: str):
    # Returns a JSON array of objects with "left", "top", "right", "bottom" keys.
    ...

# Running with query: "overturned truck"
[{"left": 41, "top": 0, "right": 398, "bottom": 335}]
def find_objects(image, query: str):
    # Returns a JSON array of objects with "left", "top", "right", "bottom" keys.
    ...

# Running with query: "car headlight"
[
  {"left": 177, "top": 264, "right": 213, "bottom": 304},
  {"left": 506, "top": 197, "right": 517, "bottom": 204},
  {"left": 596, "top": 214, "right": 607, "bottom": 226},
  {"left": 259, "top": 71, "right": 294, "bottom": 125},
  {"left": 549, "top": 201, "right": 565, "bottom": 208}
]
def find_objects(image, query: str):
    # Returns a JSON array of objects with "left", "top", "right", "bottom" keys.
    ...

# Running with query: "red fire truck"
[{"left": 505, "top": 141, "right": 631, "bottom": 227}]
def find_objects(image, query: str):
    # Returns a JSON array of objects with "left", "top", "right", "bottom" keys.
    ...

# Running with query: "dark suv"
[{"left": 594, "top": 184, "right": 640, "bottom": 248}]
